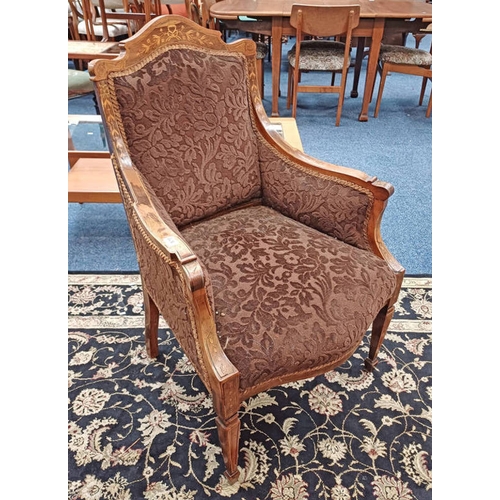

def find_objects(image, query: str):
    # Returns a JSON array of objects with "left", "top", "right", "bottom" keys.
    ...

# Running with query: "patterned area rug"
[{"left": 68, "top": 274, "right": 432, "bottom": 500}]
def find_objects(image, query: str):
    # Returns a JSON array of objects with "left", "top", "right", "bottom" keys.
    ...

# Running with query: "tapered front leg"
[
  {"left": 142, "top": 281, "right": 159, "bottom": 358},
  {"left": 365, "top": 303, "right": 394, "bottom": 372},
  {"left": 216, "top": 413, "right": 241, "bottom": 484}
]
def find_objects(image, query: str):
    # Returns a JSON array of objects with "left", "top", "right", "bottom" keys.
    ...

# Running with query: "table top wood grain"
[
  {"left": 211, "top": 0, "right": 431, "bottom": 19},
  {"left": 68, "top": 40, "right": 120, "bottom": 60}
]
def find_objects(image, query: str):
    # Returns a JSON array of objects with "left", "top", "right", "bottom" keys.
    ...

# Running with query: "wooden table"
[
  {"left": 210, "top": 0, "right": 432, "bottom": 120},
  {"left": 68, "top": 115, "right": 121, "bottom": 203},
  {"left": 68, "top": 40, "right": 120, "bottom": 60}
]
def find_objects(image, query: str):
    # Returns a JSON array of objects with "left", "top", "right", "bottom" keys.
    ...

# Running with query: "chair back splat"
[
  {"left": 292, "top": 4, "right": 358, "bottom": 37},
  {"left": 89, "top": 15, "right": 404, "bottom": 484}
]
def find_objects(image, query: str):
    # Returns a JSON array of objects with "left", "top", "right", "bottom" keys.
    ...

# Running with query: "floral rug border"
[{"left": 68, "top": 275, "right": 432, "bottom": 334}]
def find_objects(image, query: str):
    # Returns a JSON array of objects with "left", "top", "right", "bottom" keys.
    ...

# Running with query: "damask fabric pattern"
[
  {"left": 68, "top": 275, "right": 432, "bottom": 500},
  {"left": 112, "top": 47, "right": 262, "bottom": 228},
  {"left": 379, "top": 45, "right": 432, "bottom": 66},
  {"left": 180, "top": 205, "right": 396, "bottom": 394},
  {"left": 115, "top": 165, "right": 211, "bottom": 386}
]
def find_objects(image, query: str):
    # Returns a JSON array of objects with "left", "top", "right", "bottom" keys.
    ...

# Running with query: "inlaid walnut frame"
[{"left": 89, "top": 15, "right": 405, "bottom": 484}]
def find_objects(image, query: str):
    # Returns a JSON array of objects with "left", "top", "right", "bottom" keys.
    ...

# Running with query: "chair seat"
[
  {"left": 181, "top": 205, "right": 396, "bottom": 395},
  {"left": 379, "top": 44, "right": 432, "bottom": 66},
  {"left": 287, "top": 40, "right": 346, "bottom": 71},
  {"left": 77, "top": 19, "right": 129, "bottom": 38}
]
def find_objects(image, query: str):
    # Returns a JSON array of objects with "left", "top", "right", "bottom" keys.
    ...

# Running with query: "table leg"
[
  {"left": 358, "top": 18, "right": 384, "bottom": 122},
  {"left": 271, "top": 16, "right": 284, "bottom": 117},
  {"left": 351, "top": 36, "right": 366, "bottom": 98}
]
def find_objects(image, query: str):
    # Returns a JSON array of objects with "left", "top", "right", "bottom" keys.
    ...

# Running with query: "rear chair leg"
[
  {"left": 425, "top": 91, "right": 432, "bottom": 118},
  {"left": 216, "top": 413, "right": 241, "bottom": 484},
  {"left": 365, "top": 303, "right": 394, "bottom": 372},
  {"left": 142, "top": 282, "right": 159, "bottom": 358},
  {"left": 373, "top": 65, "right": 389, "bottom": 117}
]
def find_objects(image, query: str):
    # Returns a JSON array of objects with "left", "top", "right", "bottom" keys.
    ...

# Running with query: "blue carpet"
[{"left": 68, "top": 33, "right": 431, "bottom": 274}]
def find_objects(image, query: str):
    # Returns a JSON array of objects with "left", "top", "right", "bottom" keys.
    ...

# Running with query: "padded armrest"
[
  {"left": 252, "top": 103, "right": 401, "bottom": 271},
  {"left": 112, "top": 153, "right": 240, "bottom": 390}
]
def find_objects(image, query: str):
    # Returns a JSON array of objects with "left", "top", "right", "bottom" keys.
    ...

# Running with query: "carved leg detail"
[
  {"left": 142, "top": 283, "right": 159, "bottom": 358},
  {"left": 216, "top": 414, "right": 241, "bottom": 484},
  {"left": 365, "top": 304, "right": 394, "bottom": 372}
]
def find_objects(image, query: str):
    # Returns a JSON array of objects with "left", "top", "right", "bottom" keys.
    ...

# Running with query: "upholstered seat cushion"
[
  {"left": 181, "top": 205, "right": 396, "bottom": 395},
  {"left": 287, "top": 40, "right": 346, "bottom": 71},
  {"left": 379, "top": 44, "right": 432, "bottom": 66}
]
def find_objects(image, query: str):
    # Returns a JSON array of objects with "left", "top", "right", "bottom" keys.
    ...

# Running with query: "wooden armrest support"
[
  {"left": 114, "top": 153, "right": 240, "bottom": 390},
  {"left": 115, "top": 152, "right": 201, "bottom": 273}
]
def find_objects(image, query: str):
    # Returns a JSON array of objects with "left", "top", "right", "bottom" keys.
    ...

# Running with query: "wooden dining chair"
[
  {"left": 286, "top": 4, "right": 360, "bottom": 126},
  {"left": 92, "top": 1, "right": 191, "bottom": 38},
  {"left": 88, "top": 14, "right": 404, "bottom": 483},
  {"left": 412, "top": 20, "right": 432, "bottom": 48},
  {"left": 373, "top": 42, "right": 432, "bottom": 118}
]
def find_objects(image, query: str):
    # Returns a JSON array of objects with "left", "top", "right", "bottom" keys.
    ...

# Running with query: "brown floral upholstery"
[
  {"left": 105, "top": 40, "right": 396, "bottom": 394},
  {"left": 112, "top": 47, "right": 262, "bottom": 228},
  {"left": 181, "top": 205, "right": 396, "bottom": 396},
  {"left": 90, "top": 15, "right": 404, "bottom": 483},
  {"left": 379, "top": 44, "right": 432, "bottom": 66},
  {"left": 287, "top": 40, "right": 347, "bottom": 71},
  {"left": 257, "top": 138, "right": 373, "bottom": 251}
]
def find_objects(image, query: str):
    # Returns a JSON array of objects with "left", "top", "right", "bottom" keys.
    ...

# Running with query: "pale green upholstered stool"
[
  {"left": 68, "top": 69, "right": 94, "bottom": 97},
  {"left": 68, "top": 69, "right": 99, "bottom": 113}
]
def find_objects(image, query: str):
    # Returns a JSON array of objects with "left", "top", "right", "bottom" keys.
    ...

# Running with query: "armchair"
[{"left": 89, "top": 15, "right": 404, "bottom": 483}]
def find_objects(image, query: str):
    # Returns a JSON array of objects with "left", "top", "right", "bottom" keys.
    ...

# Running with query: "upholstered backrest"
[{"left": 109, "top": 43, "right": 262, "bottom": 227}]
